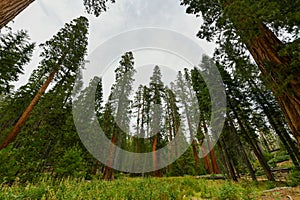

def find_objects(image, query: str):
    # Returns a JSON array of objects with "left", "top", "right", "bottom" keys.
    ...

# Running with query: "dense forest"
[{"left": 0, "top": 0, "right": 299, "bottom": 199}]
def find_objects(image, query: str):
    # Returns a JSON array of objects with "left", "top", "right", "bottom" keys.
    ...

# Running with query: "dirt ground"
[{"left": 259, "top": 187, "right": 300, "bottom": 200}]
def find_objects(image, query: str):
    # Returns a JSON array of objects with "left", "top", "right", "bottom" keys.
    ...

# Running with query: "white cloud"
[{"left": 9, "top": 0, "right": 216, "bottom": 90}]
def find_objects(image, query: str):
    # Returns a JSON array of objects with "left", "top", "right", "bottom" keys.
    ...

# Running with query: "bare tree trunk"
[
  {"left": 248, "top": 79, "right": 300, "bottom": 167},
  {"left": 103, "top": 133, "right": 117, "bottom": 180},
  {"left": 191, "top": 140, "right": 199, "bottom": 174},
  {"left": 166, "top": 106, "right": 173, "bottom": 174},
  {"left": 200, "top": 145, "right": 213, "bottom": 174},
  {"left": 217, "top": 141, "right": 230, "bottom": 175},
  {"left": 221, "top": 138, "right": 238, "bottom": 181},
  {"left": 0, "top": 69, "right": 56, "bottom": 150},
  {"left": 152, "top": 134, "right": 160, "bottom": 177},
  {"left": 229, "top": 102, "right": 275, "bottom": 181},
  {"left": 93, "top": 160, "right": 99, "bottom": 175},
  {"left": 0, "top": 0, "right": 35, "bottom": 29},
  {"left": 203, "top": 120, "right": 220, "bottom": 174},
  {"left": 228, "top": 117, "right": 257, "bottom": 181},
  {"left": 183, "top": 101, "right": 200, "bottom": 174}
]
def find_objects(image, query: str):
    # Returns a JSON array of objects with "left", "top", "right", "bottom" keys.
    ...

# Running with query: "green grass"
[{"left": 0, "top": 176, "right": 287, "bottom": 200}]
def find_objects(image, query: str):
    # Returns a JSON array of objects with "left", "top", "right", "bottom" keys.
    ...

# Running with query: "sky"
[{"left": 8, "top": 0, "right": 216, "bottom": 98}]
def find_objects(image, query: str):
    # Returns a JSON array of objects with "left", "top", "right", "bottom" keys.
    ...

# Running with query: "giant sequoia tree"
[
  {"left": 180, "top": 0, "right": 300, "bottom": 146},
  {"left": 149, "top": 66, "right": 165, "bottom": 177},
  {"left": 0, "top": 0, "right": 114, "bottom": 29},
  {"left": 103, "top": 52, "right": 136, "bottom": 180},
  {"left": 0, "top": 16, "right": 89, "bottom": 150}
]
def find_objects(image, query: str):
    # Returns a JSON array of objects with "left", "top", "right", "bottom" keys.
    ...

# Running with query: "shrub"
[{"left": 54, "top": 146, "right": 86, "bottom": 178}]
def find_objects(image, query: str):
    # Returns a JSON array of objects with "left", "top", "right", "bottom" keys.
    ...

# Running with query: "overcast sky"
[{"left": 9, "top": 0, "right": 216, "bottom": 97}]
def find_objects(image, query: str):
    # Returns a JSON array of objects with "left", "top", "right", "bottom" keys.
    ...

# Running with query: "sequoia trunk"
[
  {"left": 244, "top": 25, "right": 300, "bottom": 147},
  {"left": 0, "top": 69, "right": 56, "bottom": 150},
  {"left": 0, "top": 0, "right": 35, "bottom": 29}
]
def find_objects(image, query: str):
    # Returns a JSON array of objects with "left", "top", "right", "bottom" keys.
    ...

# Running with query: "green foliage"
[
  {"left": 287, "top": 168, "right": 300, "bottom": 187},
  {"left": 0, "top": 145, "right": 20, "bottom": 184},
  {"left": 0, "top": 28, "right": 35, "bottom": 94},
  {"left": 170, "top": 147, "right": 196, "bottom": 176},
  {"left": 263, "top": 151, "right": 274, "bottom": 163},
  {"left": 55, "top": 147, "right": 86, "bottom": 178},
  {"left": 0, "top": 16, "right": 93, "bottom": 183},
  {"left": 83, "top": 0, "right": 115, "bottom": 16},
  {"left": 268, "top": 155, "right": 290, "bottom": 166},
  {"left": 181, "top": 0, "right": 299, "bottom": 41},
  {"left": 218, "top": 181, "right": 241, "bottom": 200}
]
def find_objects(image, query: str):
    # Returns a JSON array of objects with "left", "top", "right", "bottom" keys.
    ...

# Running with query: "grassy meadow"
[{"left": 1, "top": 176, "right": 299, "bottom": 200}]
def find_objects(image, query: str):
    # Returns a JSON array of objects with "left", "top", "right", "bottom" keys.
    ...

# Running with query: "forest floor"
[
  {"left": 259, "top": 186, "right": 300, "bottom": 200},
  {"left": 0, "top": 176, "right": 299, "bottom": 199}
]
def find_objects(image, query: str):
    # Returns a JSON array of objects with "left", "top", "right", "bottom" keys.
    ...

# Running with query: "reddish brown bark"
[
  {"left": 203, "top": 120, "right": 220, "bottom": 174},
  {"left": 200, "top": 145, "right": 213, "bottom": 174},
  {"left": 0, "top": 69, "right": 56, "bottom": 150},
  {"left": 243, "top": 25, "right": 300, "bottom": 147},
  {"left": 191, "top": 140, "right": 200, "bottom": 174},
  {"left": 152, "top": 134, "right": 161, "bottom": 177},
  {"left": 0, "top": 0, "right": 35, "bottom": 29},
  {"left": 103, "top": 133, "right": 117, "bottom": 180},
  {"left": 210, "top": 149, "right": 220, "bottom": 174}
]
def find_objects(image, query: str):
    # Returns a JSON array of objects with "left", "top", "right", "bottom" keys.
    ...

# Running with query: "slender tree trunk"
[
  {"left": 133, "top": 100, "right": 141, "bottom": 171},
  {"left": 229, "top": 102, "right": 275, "bottom": 181},
  {"left": 0, "top": 69, "right": 56, "bottom": 150},
  {"left": 258, "top": 129, "right": 272, "bottom": 152},
  {"left": 221, "top": 138, "right": 238, "bottom": 181},
  {"left": 191, "top": 140, "right": 199, "bottom": 174},
  {"left": 166, "top": 105, "right": 173, "bottom": 173},
  {"left": 228, "top": 117, "right": 257, "bottom": 181},
  {"left": 0, "top": 0, "right": 35, "bottom": 29},
  {"left": 93, "top": 161, "right": 99, "bottom": 175},
  {"left": 152, "top": 107, "right": 160, "bottom": 177},
  {"left": 217, "top": 141, "right": 230, "bottom": 176},
  {"left": 248, "top": 79, "right": 300, "bottom": 168},
  {"left": 183, "top": 101, "right": 200, "bottom": 174}
]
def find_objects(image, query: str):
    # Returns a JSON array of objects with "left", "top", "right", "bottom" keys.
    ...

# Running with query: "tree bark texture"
[
  {"left": 0, "top": 0, "right": 35, "bottom": 29},
  {"left": 244, "top": 25, "right": 300, "bottom": 147}
]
